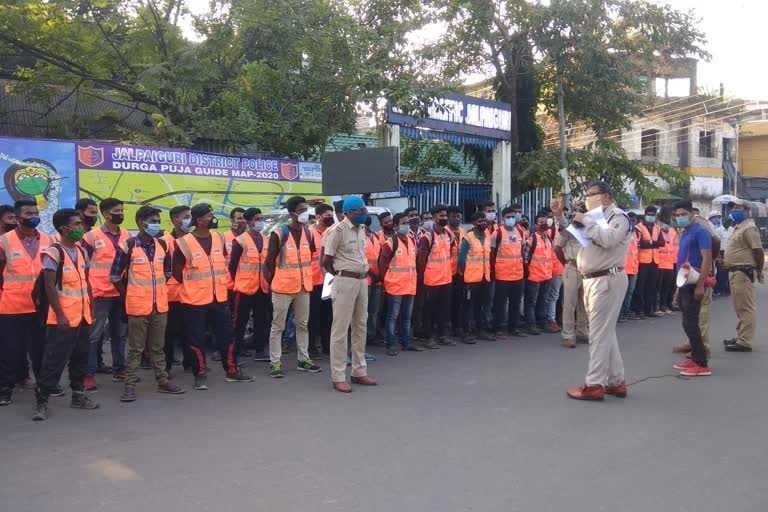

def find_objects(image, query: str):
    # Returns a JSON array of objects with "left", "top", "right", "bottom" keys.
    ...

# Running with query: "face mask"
[
  {"left": 515, "top": 212, "right": 522, "bottom": 222},
  {"left": 398, "top": 225, "right": 410, "bottom": 235},
  {"left": 629, "top": 221, "right": 636, "bottom": 229},
  {"left": 20, "top": 217, "right": 40, "bottom": 229},
  {"left": 83, "top": 215, "right": 97, "bottom": 227},
  {"left": 322, "top": 217, "right": 335, "bottom": 227},
  {"left": 449, "top": 218, "right": 461, "bottom": 227},
  {"left": 181, "top": 218, "right": 193, "bottom": 232},
  {"left": 233, "top": 224, "right": 246, "bottom": 234},
  {"left": 353, "top": 212, "right": 368, "bottom": 225},
  {"left": 66, "top": 228, "right": 85, "bottom": 243},
  {"left": 409, "top": 217, "right": 419, "bottom": 226},
  {"left": 422, "top": 220, "right": 434, "bottom": 231},
  {"left": 585, "top": 196, "right": 602, "bottom": 211},
  {"left": 253, "top": 221, "right": 265, "bottom": 232},
  {"left": 110, "top": 213, "right": 124, "bottom": 225},
  {"left": 519, "top": 221, "right": 529, "bottom": 229},
  {"left": 546, "top": 218, "right": 554, "bottom": 227},
  {"left": 437, "top": 219, "right": 448, "bottom": 227},
  {"left": 3, "top": 222, "right": 18, "bottom": 232},
  {"left": 504, "top": 217, "right": 516, "bottom": 228},
  {"left": 711, "top": 218, "right": 721, "bottom": 226},
  {"left": 142, "top": 223, "right": 161, "bottom": 237},
  {"left": 670, "top": 218, "right": 678, "bottom": 228},
  {"left": 675, "top": 215, "right": 690, "bottom": 229},
  {"left": 538, "top": 223, "right": 548, "bottom": 231},
  {"left": 207, "top": 217, "right": 219, "bottom": 229},
  {"left": 485, "top": 212, "right": 496, "bottom": 222},
  {"left": 645, "top": 215, "right": 656, "bottom": 224},
  {"left": 297, "top": 211, "right": 310, "bottom": 224},
  {"left": 476, "top": 223, "right": 488, "bottom": 232},
  {"left": 729, "top": 210, "right": 745, "bottom": 224}
]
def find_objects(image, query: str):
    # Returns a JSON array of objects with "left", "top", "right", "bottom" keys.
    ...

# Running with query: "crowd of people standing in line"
[{"left": 0, "top": 180, "right": 763, "bottom": 419}]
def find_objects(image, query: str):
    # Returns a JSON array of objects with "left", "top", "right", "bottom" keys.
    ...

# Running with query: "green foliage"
[{"left": 400, "top": 135, "right": 463, "bottom": 179}]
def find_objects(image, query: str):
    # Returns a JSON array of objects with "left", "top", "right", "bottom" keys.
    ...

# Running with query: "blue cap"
[{"left": 342, "top": 195, "right": 364, "bottom": 213}]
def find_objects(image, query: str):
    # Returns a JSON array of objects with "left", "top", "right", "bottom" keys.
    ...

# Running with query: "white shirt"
[{"left": 713, "top": 224, "right": 732, "bottom": 252}]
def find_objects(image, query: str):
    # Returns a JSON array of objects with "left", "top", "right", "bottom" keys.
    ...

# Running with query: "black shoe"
[
  {"left": 225, "top": 369, "right": 255, "bottom": 382},
  {"left": 386, "top": 349, "right": 399, "bottom": 356},
  {"left": 211, "top": 352, "right": 222, "bottom": 362},
  {"left": 526, "top": 326, "right": 541, "bottom": 336},
  {"left": 32, "top": 399, "right": 48, "bottom": 421},
  {"left": 194, "top": 374, "right": 208, "bottom": 390},
  {"left": 0, "top": 391, "right": 11, "bottom": 406},
  {"left": 462, "top": 337, "right": 477, "bottom": 345},
  {"left": 510, "top": 329, "right": 528, "bottom": 338},
  {"left": 252, "top": 353, "right": 270, "bottom": 362},
  {"left": 725, "top": 343, "right": 752, "bottom": 352},
  {"left": 723, "top": 338, "right": 737, "bottom": 346},
  {"left": 95, "top": 365, "right": 113, "bottom": 375},
  {"left": 297, "top": 360, "right": 322, "bottom": 373},
  {"left": 172, "top": 358, "right": 182, "bottom": 366},
  {"left": 404, "top": 345, "right": 424, "bottom": 352},
  {"left": 49, "top": 386, "right": 66, "bottom": 398},
  {"left": 120, "top": 386, "right": 137, "bottom": 402}
]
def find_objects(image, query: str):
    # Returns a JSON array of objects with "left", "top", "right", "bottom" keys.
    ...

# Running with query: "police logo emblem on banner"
[
  {"left": 78, "top": 146, "right": 104, "bottom": 167},
  {"left": 280, "top": 162, "right": 299, "bottom": 181}
]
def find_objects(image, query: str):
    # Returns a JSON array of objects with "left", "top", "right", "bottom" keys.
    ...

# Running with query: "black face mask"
[
  {"left": 408, "top": 217, "right": 419, "bottom": 226},
  {"left": 3, "top": 223, "right": 18, "bottom": 232},
  {"left": 437, "top": 218, "right": 448, "bottom": 227},
  {"left": 208, "top": 217, "right": 219, "bottom": 229},
  {"left": 83, "top": 215, "right": 97, "bottom": 227},
  {"left": 519, "top": 222, "right": 529, "bottom": 229},
  {"left": 323, "top": 217, "right": 335, "bottom": 227},
  {"left": 110, "top": 214, "right": 124, "bottom": 225},
  {"left": 476, "top": 223, "right": 488, "bottom": 232},
  {"left": 449, "top": 218, "right": 461, "bottom": 227}
]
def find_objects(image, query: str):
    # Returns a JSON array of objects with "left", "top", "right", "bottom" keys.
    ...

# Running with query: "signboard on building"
[
  {"left": 0, "top": 136, "right": 324, "bottom": 234},
  {"left": 386, "top": 92, "right": 512, "bottom": 140}
]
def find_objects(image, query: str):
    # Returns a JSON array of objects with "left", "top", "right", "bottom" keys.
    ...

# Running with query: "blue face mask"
[
  {"left": 730, "top": 210, "right": 745, "bottom": 224},
  {"left": 181, "top": 218, "right": 192, "bottom": 232},
  {"left": 20, "top": 217, "right": 41, "bottom": 228},
  {"left": 645, "top": 215, "right": 656, "bottom": 224},
  {"left": 629, "top": 221, "right": 636, "bottom": 229},
  {"left": 144, "top": 223, "right": 161, "bottom": 237},
  {"left": 676, "top": 215, "right": 690, "bottom": 229},
  {"left": 398, "top": 224, "right": 410, "bottom": 235},
  {"left": 515, "top": 212, "right": 522, "bottom": 222},
  {"left": 353, "top": 212, "right": 368, "bottom": 225},
  {"left": 449, "top": 218, "right": 461, "bottom": 227},
  {"left": 711, "top": 218, "right": 721, "bottom": 226},
  {"left": 504, "top": 217, "right": 516, "bottom": 228}
]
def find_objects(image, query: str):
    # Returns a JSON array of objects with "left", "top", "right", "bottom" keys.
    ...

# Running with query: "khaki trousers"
[
  {"left": 562, "top": 265, "right": 589, "bottom": 340},
  {"left": 330, "top": 275, "right": 368, "bottom": 383},
  {"left": 126, "top": 311, "right": 168, "bottom": 386},
  {"left": 269, "top": 291, "right": 310, "bottom": 364},
  {"left": 698, "top": 287, "right": 713, "bottom": 350},
  {"left": 729, "top": 271, "right": 756, "bottom": 348},
  {"left": 583, "top": 272, "right": 627, "bottom": 387}
]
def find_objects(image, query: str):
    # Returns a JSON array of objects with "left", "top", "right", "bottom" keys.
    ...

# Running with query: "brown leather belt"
[
  {"left": 337, "top": 270, "right": 367, "bottom": 279},
  {"left": 582, "top": 267, "right": 623, "bottom": 280}
]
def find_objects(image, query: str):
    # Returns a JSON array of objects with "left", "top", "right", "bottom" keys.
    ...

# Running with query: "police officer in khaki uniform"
[
  {"left": 723, "top": 199, "right": 764, "bottom": 352},
  {"left": 554, "top": 206, "right": 589, "bottom": 349},
  {"left": 554, "top": 181, "right": 631, "bottom": 401},
  {"left": 323, "top": 196, "right": 377, "bottom": 393}
]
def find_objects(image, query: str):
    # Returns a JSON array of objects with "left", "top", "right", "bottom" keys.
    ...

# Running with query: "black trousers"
[
  {"left": 0, "top": 313, "right": 43, "bottom": 392},
  {"left": 36, "top": 323, "right": 90, "bottom": 399},
  {"left": 308, "top": 284, "right": 332, "bottom": 353},
  {"left": 657, "top": 269, "right": 675, "bottom": 310},
  {"left": 183, "top": 301, "right": 238, "bottom": 376},
  {"left": 635, "top": 262, "right": 659, "bottom": 315},
  {"left": 493, "top": 280, "right": 524, "bottom": 332},
  {"left": 233, "top": 290, "right": 270, "bottom": 354},
  {"left": 423, "top": 283, "right": 452, "bottom": 338},
  {"left": 679, "top": 285, "right": 707, "bottom": 367},
  {"left": 450, "top": 274, "right": 465, "bottom": 332},
  {"left": 463, "top": 281, "right": 490, "bottom": 332},
  {"left": 164, "top": 301, "right": 192, "bottom": 371},
  {"left": 412, "top": 280, "right": 427, "bottom": 337}
]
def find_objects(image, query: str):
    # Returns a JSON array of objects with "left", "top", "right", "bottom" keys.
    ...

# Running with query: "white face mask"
[
  {"left": 546, "top": 218, "right": 554, "bottom": 227},
  {"left": 252, "top": 221, "right": 265, "bottom": 232},
  {"left": 585, "top": 195, "right": 602, "bottom": 211},
  {"left": 297, "top": 211, "right": 310, "bottom": 224}
]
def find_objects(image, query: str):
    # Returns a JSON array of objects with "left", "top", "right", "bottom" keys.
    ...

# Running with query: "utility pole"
[{"left": 556, "top": 64, "right": 571, "bottom": 209}]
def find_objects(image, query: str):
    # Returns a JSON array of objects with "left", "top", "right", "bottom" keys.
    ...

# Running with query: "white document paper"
[
  {"left": 321, "top": 273, "right": 334, "bottom": 300},
  {"left": 566, "top": 206, "right": 611, "bottom": 247},
  {"left": 566, "top": 223, "right": 591, "bottom": 248},
  {"left": 585, "top": 205, "right": 610, "bottom": 229}
]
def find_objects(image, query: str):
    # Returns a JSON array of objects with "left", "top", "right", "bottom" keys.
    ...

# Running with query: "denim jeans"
[
  {"left": 367, "top": 285, "right": 383, "bottom": 338},
  {"left": 622, "top": 274, "right": 638, "bottom": 317},
  {"left": 87, "top": 297, "right": 127, "bottom": 374},
  {"left": 525, "top": 279, "right": 551, "bottom": 327},
  {"left": 546, "top": 274, "right": 563, "bottom": 322},
  {"left": 386, "top": 294, "right": 415, "bottom": 349},
  {"left": 493, "top": 280, "right": 524, "bottom": 332}
]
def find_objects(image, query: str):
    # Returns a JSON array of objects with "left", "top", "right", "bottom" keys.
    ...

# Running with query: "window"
[
  {"left": 641, "top": 129, "right": 660, "bottom": 158},
  {"left": 699, "top": 131, "right": 715, "bottom": 158}
]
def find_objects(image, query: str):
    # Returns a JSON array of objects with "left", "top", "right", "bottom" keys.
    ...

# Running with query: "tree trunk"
[{"left": 506, "top": 68, "right": 520, "bottom": 199}]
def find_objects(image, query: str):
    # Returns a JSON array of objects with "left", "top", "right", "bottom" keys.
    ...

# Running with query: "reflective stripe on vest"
[
  {"left": 233, "top": 232, "right": 269, "bottom": 295},
  {"left": 272, "top": 227, "right": 313, "bottom": 294},
  {"left": 494, "top": 229, "right": 524, "bottom": 282},
  {"left": 120, "top": 237, "right": 169, "bottom": 316},
  {"left": 528, "top": 233, "right": 553, "bottom": 283},
  {"left": 83, "top": 227, "right": 130, "bottom": 298},
  {"left": 162, "top": 234, "right": 182, "bottom": 302},
  {"left": 423, "top": 230, "right": 452, "bottom": 287},
  {"left": 384, "top": 235, "right": 416, "bottom": 296},
  {"left": 637, "top": 223, "right": 660, "bottom": 264},
  {"left": 177, "top": 233, "right": 228, "bottom": 305},
  {"left": 657, "top": 228, "right": 679, "bottom": 270},
  {"left": 463, "top": 230, "right": 491, "bottom": 284},
  {"left": 0, "top": 230, "right": 54, "bottom": 313},
  {"left": 45, "top": 245, "right": 92, "bottom": 327}
]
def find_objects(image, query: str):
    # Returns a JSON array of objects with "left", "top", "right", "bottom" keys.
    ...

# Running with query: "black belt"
[
  {"left": 728, "top": 265, "right": 756, "bottom": 283},
  {"left": 582, "top": 267, "right": 623, "bottom": 280},
  {"left": 337, "top": 270, "right": 367, "bottom": 279}
]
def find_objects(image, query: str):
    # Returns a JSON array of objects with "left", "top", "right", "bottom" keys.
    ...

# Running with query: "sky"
[{"left": 182, "top": 0, "right": 768, "bottom": 100}]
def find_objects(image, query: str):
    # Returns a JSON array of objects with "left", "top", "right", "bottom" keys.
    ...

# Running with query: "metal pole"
[{"left": 557, "top": 67, "right": 571, "bottom": 209}]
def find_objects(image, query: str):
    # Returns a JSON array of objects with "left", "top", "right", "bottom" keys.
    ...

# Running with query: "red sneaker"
[
  {"left": 84, "top": 374, "right": 98, "bottom": 391},
  {"left": 548, "top": 321, "right": 561, "bottom": 333},
  {"left": 680, "top": 364, "right": 711, "bottom": 377},
  {"left": 604, "top": 382, "right": 627, "bottom": 398},
  {"left": 673, "top": 359, "right": 697, "bottom": 370}
]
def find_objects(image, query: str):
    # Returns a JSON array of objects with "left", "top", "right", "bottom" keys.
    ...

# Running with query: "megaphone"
[{"left": 676, "top": 264, "right": 700, "bottom": 288}]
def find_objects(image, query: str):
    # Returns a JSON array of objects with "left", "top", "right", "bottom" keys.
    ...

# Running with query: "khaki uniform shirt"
[
  {"left": 724, "top": 219, "right": 762, "bottom": 267},
  {"left": 323, "top": 217, "right": 368, "bottom": 274},
  {"left": 556, "top": 230, "right": 582, "bottom": 264},
  {"left": 575, "top": 203, "right": 631, "bottom": 275}
]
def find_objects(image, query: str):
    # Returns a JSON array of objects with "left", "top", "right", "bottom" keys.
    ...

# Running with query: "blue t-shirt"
[{"left": 676, "top": 223, "right": 711, "bottom": 271}]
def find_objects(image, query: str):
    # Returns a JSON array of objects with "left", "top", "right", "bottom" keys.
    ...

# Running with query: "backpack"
[
  {"left": 279, "top": 224, "right": 315, "bottom": 253},
  {"left": 120, "top": 236, "right": 168, "bottom": 286},
  {"left": 32, "top": 243, "right": 87, "bottom": 326}
]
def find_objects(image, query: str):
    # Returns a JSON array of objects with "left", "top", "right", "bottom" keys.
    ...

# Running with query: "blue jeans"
[
  {"left": 87, "top": 297, "right": 127, "bottom": 374},
  {"left": 525, "top": 280, "right": 551, "bottom": 327},
  {"left": 386, "top": 294, "right": 414, "bottom": 349},
  {"left": 546, "top": 274, "right": 562, "bottom": 322},
  {"left": 622, "top": 274, "right": 638, "bottom": 317},
  {"left": 367, "top": 285, "right": 383, "bottom": 338}
]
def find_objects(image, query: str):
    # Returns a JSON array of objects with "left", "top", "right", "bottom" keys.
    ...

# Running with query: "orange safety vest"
[
  {"left": 83, "top": 227, "right": 130, "bottom": 298},
  {"left": 162, "top": 233, "right": 182, "bottom": 302},
  {"left": 233, "top": 232, "right": 269, "bottom": 295},
  {"left": 310, "top": 225, "right": 326, "bottom": 287},
  {"left": 176, "top": 232, "right": 228, "bottom": 305},
  {"left": 657, "top": 228, "right": 679, "bottom": 271},
  {"left": 119, "top": 237, "right": 169, "bottom": 316},
  {"left": 625, "top": 229, "right": 640, "bottom": 275},
  {"left": 494, "top": 228, "right": 524, "bottom": 282},
  {"left": 383, "top": 235, "right": 417, "bottom": 296},
  {"left": 272, "top": 226, "right": 313, "bottom": 294},
  {"left": 637, "top": 223, "right": 661, "bottom": 265},
  {"left": 422, "top": 229, "right": 453, "bottom": 286},
  {"left": 224, "top": 230, "right": 239, "bottom": 290},
  {"left": 550, "top": 227, "right": 564, "bottom": 276},
  {"left": 450, "top": 227, "right": 466, "bottom": 276},
  {"left": 365, "top": 232, "right": 381, "bottom": 286},
  {"left": 527, "top": 232, "right": 553, "bottom": 283},
  {"left": 0, "top": 230, "right": 55, "bottom": 314},
  {"left": 45, "top": 244, "right": 92, "bottom": 328},
  {"left": 463, "top": 230, "right": 491, "bottom": 284}
]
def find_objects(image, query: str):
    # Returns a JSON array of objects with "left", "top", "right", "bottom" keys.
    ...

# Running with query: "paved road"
[{"left": 1, "top": 288, "right": 766, "bottom": 512}]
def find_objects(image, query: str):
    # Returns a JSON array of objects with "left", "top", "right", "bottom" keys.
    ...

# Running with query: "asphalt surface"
[{"left": 1, "top": 287, "right": 767, "bottom": 512}]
